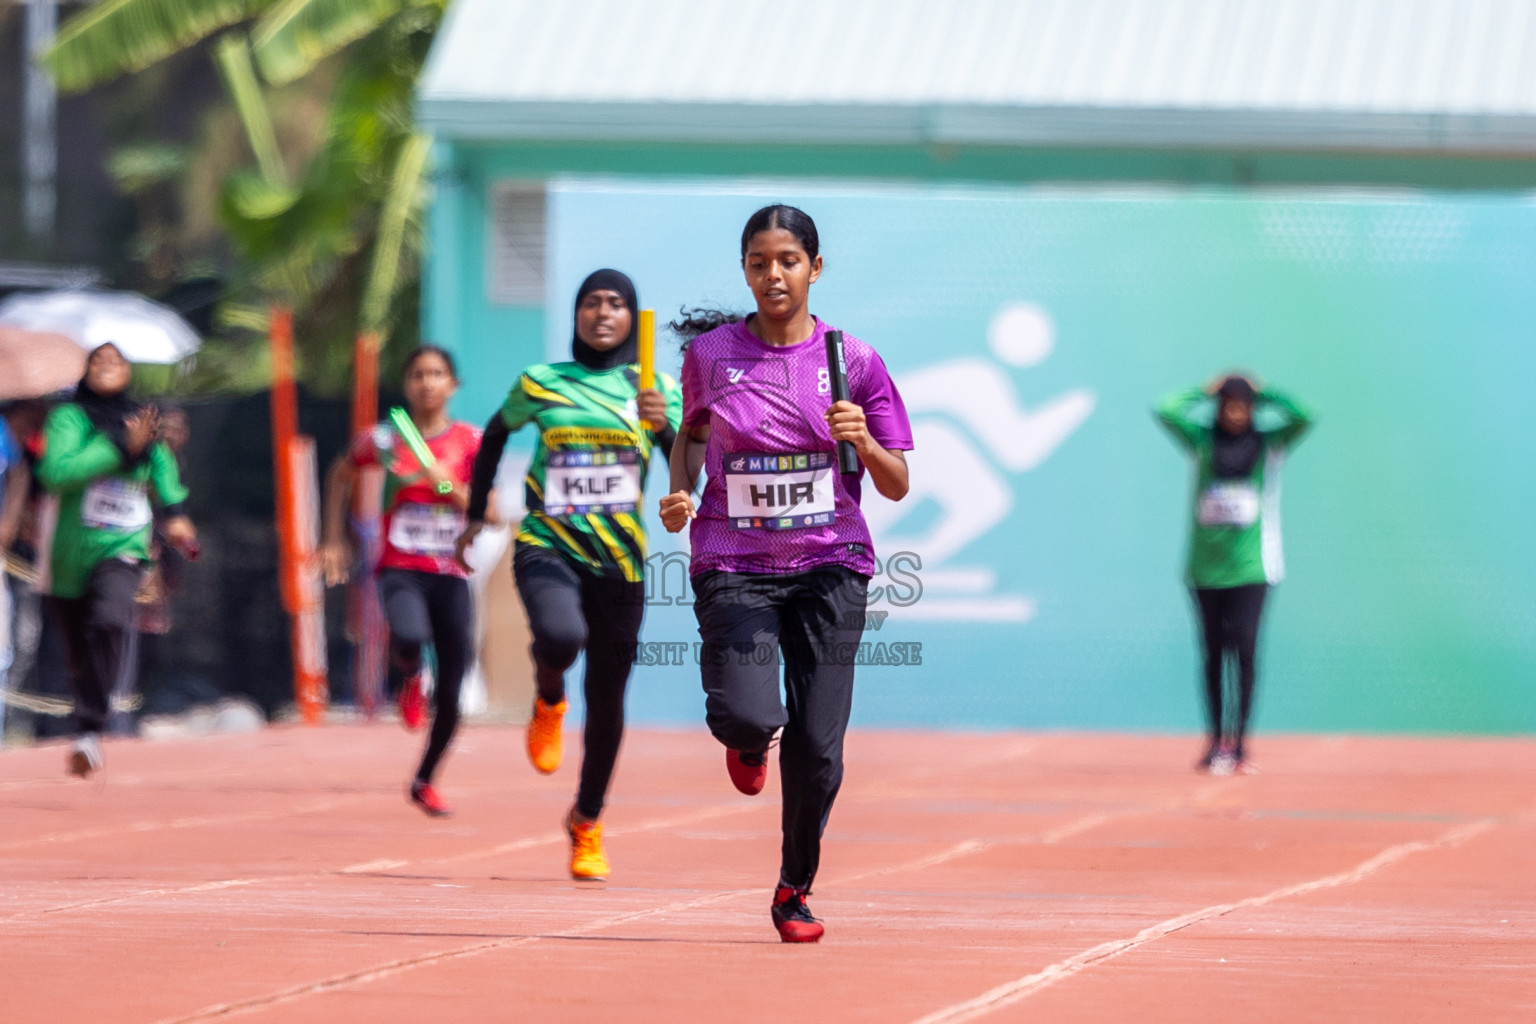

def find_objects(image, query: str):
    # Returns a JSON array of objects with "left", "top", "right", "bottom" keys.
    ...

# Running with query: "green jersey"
[
  {"left": 1156, "top": 387, "right": 1315, "bottom": 589},
  {"left": 500, "top": 362, "right": 682, "bottom": 582},
  {"left": 38, "top": 403, "right": 188, "bottom": 599}
]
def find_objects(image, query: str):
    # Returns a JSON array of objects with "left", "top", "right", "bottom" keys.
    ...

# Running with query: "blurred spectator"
[{"left": 0, "top": 404, "right": 26, "bottom": 737}]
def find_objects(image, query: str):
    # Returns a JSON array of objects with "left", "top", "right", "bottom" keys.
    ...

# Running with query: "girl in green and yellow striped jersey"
[{"left": 457, "top": 269, "right": 681, "bottom": 881}]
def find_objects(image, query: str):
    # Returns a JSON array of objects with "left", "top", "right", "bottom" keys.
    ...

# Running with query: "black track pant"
[
  {"left": 378, "top": 568, "right": 473, "bottom": 784},
  {"left": 51, "top": 559, "right": 141, "bottom": 737},
  {"left": 693, "top": 566, "right": 869, "bottom": 891},
  {"left": 513, "top": 544, "right": 645, "bottom": 821},
  {"left": 1192, "top": 583, "right": 1269, "bottom": 753}
]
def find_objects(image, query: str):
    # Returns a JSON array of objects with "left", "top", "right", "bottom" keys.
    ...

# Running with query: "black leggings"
[
  {"left": 1192, "top": 583, "right": 1268, "bottom": 753},
  {"left": 513, "top": 543, "right": 645, "bottom": 821},
  {"left": 51, "top": 559, "right": 141, "bottom": 736},
  {"left": 378, "top": 568, "right": 473, "bottom": 784},
  {"left": 693, "top": 566, "right": 869, "bottom": 890}
]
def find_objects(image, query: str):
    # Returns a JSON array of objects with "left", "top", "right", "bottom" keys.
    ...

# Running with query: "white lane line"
[
  {"left": 0, "top": 799, "right": 346, "bottom": 852},
  {"left": 1, "top": 803, "right": 762, "bottom": 925},
  {"left": 907, "top": 818, "right": 1497, "bottom": 1024},
  {"left": 151, "top": 836, "right": 1000, "bottom": 1023}
]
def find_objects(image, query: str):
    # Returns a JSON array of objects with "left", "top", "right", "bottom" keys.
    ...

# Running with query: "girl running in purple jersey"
[{"left": 660, "top": 205, "right": 914, "bottom": 943}]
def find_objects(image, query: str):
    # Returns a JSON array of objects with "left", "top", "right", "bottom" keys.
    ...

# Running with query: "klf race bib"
[
  {"left": 1197, "top": 481, "right": 1260, "bottom": 528},
  {"left": 81, "top": 479, "right": 152, "bottom": 532},
  {"left": 543, "top": 450, "right": 641, "bottom": 516},
  {"left": 724, "top": 451, "right": 837, "bottom": 530},
  {"left": 389, "top": 503, "right": 465, "bottom": 556}
]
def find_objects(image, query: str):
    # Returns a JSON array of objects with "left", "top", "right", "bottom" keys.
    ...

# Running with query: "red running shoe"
[
  {"left": 410, "top": 780, "right": 453, "bottom": 817},
  {"left": 397, "top": 673, "right": 426, "bottom": 731},
  {"left": 771, "top": 885, "right": 824, "bottom": 943},
  {"left": 726, "top": 748, "right": 768, "bottom": 795}
]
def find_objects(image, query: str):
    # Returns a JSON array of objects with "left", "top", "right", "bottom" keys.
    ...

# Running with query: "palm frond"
[
  {"left": 252, "top": 0, "right": 421, "bottom": 86},
  {"left": 360, "top": 132, "right": 430, "bottom": 335},
  {"left": 213, "top": 34, "right": 288, "bottom": 186},
  {"left": 107, "top": 143, "right": 188, "bottom": 195},
  {"left": 42, "top": 0, "right": 272, "bottom": 94},
  {"left": 225, "top": 170, "right": 302, "bottom": 220}
]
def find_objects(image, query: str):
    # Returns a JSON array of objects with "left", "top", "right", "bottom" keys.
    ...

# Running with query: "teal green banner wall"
[{"left": 437, "top": 174, "right": 1536, "bottom": 735}]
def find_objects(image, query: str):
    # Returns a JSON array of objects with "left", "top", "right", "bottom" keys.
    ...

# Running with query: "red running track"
[{"left": 2, "top": 725, "right": 1534, "bottom": 1023}]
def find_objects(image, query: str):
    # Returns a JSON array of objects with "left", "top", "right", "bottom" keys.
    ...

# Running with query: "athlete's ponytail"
[
  {"left": 669, "top": 307, "right": 743, "bottom": 351},
  {"left": 670, "top": 206, "right": 819, "bottom": 352}
]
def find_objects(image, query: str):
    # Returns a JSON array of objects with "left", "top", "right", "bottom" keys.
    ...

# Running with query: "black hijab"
[
  {"left": 571, "top": 269, "right": 639, "bottom": 371},
  {"left": 1211, "top": 376, "right": 1262, "bottom": 479},
  {"left": 74, "top": 343, "right": 144, "bottom": 457}
]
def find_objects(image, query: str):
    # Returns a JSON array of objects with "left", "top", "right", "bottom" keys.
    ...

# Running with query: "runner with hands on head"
[{"left": 1156, "top": 372, "right": 1315, "bottom": 776}]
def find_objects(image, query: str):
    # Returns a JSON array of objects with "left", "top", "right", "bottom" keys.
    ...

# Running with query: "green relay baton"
[{"left": 389, "top": 407, "right": 454, "bottom": 494}]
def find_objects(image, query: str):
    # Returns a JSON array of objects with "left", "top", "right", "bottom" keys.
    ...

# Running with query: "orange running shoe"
[
  {"left": 397, "top": 673, "right": 426, "bottom": 731},
  {"left": 566, "top": 809, "right": 610, "bottom": 881},
  {"left": 527, "top": 698, "right": 567, "bottom": 774}
]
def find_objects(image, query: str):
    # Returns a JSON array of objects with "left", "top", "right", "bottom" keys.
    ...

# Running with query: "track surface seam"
[{"left": 907, "top": 818, "right": 1499, "bottom": 1024}]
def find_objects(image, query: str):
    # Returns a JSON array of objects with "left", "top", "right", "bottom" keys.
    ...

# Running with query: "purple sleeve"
[
  {"left": 853, "top": 349, "right": 913, "bottom": 451},
  {"left": 681, "top": 344, "right": 710, "bottom": 428}
]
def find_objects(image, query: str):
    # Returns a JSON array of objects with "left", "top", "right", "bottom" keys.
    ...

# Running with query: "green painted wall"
[{"left": 421, "top": 141, "right": 1536, "bottom": 735}]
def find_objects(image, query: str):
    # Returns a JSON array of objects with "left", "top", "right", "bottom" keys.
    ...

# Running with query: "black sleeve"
[
  {"left": 468, "top": 411, "right": 510, "bottom": 523},
  {"left": 652, "top": 423, "right": 677, "bottom": 464}
]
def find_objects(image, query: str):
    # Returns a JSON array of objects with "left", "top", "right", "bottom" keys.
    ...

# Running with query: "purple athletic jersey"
[{"left": 681, "top": 318, "right": 913, "bottom": 577}]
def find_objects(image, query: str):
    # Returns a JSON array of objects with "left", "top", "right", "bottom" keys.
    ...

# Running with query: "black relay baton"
[{"left": 824, "top": 329, "right": 860, "bottom": 475}]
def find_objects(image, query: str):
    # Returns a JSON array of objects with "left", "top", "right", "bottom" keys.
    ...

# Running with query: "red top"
[{"left": 349, "top": 419, "right": 481, "bottom": 578}]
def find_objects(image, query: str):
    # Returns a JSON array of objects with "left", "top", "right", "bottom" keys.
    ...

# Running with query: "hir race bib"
[
  {"left": 389, "top": 503, "right": 466, "bottom": 556},
  {"left": 81, "top": 479, "right": 152, "bottom": 533},
  {"left": 1197, "top": 481, "right": 1260, "bottom": 528},
  {"left": 543, "top": 449, "right": 642, "bottom": 516},
  {"left": 724, "top": 451, "right": 837, "bottom": 530}
]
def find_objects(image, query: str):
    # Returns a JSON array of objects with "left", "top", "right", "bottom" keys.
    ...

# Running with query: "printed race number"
[
  {"left": 389, "top": 503, "right": 466, "bottom": 556},
  {"left": 81, "top": 479, "right": 152, "bottom": 532}
]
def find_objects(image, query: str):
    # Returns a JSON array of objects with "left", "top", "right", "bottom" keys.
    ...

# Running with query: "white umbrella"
[{"left": 0, "top": 289, "right": 202, "bottom": 365}]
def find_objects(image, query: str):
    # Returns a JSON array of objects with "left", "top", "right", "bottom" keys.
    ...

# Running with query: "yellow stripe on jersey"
[
  {"left": 540, "top": 515, "right": 599, "bottom": 569},
  {"left": 522, "top": 378, "right": 577, "bottom": 406},
  {"left": 613, "top": 511, "right": 647, "bottom": 559},
  {"left": 590, "top": 515, "right": 641, "bottom": 582}
]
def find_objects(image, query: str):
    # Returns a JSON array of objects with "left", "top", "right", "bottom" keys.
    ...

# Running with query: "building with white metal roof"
[{"left": 420, "top": 0, "right": 1536, "bottom": 154}]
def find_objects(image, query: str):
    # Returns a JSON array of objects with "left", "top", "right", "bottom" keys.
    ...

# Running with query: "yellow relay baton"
[{"left": 638, "top": 308, "right": 655, "bottom": 430}]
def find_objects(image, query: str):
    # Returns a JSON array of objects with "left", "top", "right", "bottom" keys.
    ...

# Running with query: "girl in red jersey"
[{"left": 322, "top": 345, "right": 482, "bottom": 816}]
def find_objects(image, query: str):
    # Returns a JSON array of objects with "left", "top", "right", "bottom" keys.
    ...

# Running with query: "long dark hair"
[
  {"left": 670, "top": 205, "right": 822, "bottom": 351},
  {"left": 402, "top": 343, "right": 458, "bottom": 380},
  {"left": 740, "top": 204, "right": 819, "bottom": 261}
]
